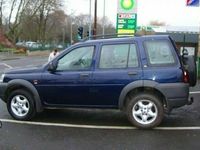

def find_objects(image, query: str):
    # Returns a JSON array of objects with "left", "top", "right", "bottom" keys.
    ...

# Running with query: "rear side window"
[
  {"left": 144, "top": 40, "right": 175, "bottom": 65},
  {"left": 128, "top": 44, "right": 138, "bottom": 67},
  {"left": 99, "top": 44, "right": 138, "bottom": 69}
]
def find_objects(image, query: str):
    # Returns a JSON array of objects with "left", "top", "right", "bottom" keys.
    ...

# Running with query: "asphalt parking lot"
[{"left": 1, "top": 55, "right": 200, "bottom": 150}]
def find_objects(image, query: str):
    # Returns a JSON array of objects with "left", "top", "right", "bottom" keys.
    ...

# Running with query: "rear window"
[{"left": 144, "top": 40, "right": 175, "bottom": 65}]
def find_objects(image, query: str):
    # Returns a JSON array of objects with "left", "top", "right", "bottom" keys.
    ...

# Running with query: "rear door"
[{"left": 91, "top": 41, "right": 143, "bottom": 107}]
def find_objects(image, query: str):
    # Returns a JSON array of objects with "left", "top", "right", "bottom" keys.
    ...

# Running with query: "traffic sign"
[{"left": 186, "top": 0, "right": 199, "bottom": 6}]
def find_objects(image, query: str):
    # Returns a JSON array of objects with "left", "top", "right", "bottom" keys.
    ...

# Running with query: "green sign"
[
  {"left": 116, "top": 13, "right": 137, "bottom": 35},
  {"left": 136, "top": 26, "right": 154, "bottom": 32}
]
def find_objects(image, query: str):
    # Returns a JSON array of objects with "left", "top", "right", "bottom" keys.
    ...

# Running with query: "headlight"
[{"left": 0, "top": 74, "right": 5, "bottom": 82}]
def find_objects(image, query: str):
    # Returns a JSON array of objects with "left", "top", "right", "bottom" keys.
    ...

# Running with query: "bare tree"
[
  {"left": 36, "top": 0, "right": 62, "bottom": 42},
  {"left": 73, "top": 15, "right": 115, "bottom": 35},
  {"left": 149, "top": 20, "right": 166, "bottom": 26},
  {"left": 2, "top": 0, "right": 115, "bottom": 45},
  {"left": 7, "top": 0, "right": 42, "bottom": 42},
  {"left": 0, "top": 0, "right": 5, "bottom": 27},
  {"left": 97, "top": 17, "right": 115, "bottom": 35},
  {"left": 45, "top": 10, "right": 67, "bottom": 42},
  {"left": 19, "top": 7, "right": 67, "bottom": 44}
]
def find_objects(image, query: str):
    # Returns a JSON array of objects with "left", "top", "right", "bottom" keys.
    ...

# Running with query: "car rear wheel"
[
  {"left": 7, "top": 89, "right": 36, "bottom": 120},
  {"left": 126, "top": 93, "right": 164, "bottom": 129}
]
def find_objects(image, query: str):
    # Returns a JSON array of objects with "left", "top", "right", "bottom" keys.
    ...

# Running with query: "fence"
[{"left": 21, "top": 43, "right": 70, "bottom": 52}]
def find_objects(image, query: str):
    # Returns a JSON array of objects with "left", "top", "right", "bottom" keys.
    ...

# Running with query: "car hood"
[{"left": 4, "top": 65, "right": 44, "bottom": 74}]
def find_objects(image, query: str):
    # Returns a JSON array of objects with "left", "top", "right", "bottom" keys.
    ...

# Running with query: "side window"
[
  {"left": 57, "top": 46, "right": 94, "bottom": 71},
  {"left": 144, "top": 40, "right": 175, "bottom": 65},
  {"left": 99, "top": 44, "right": 129, "bottom": 69},
  {"left": 128, "top": 44, "right": 138, "bottom": 67}
]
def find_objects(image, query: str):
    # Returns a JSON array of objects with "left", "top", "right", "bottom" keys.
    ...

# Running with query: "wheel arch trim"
[
  {"left": 6, "top": 79, "right": 43, "bottom": 112},
  {"left": 118, "top": 80, "right": 167, "bottom": 110}
]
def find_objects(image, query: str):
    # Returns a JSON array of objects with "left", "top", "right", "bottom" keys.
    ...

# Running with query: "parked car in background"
[
  {"left": 57, "top": 44, "right": 64, "bottom": 49},
  {"left": 16, "top": 42, "right": 26, "bottom": 47},
  {"left": 25, "top": 41, "right": 42, "bottom": 49}
]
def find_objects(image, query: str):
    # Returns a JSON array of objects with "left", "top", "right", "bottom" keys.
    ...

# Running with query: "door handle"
[
  {"left": 80, "top": 73, "right": 89, "bottom": 78},
  {"left": 128, "top": 71, "right": 138, "bottom": 76}
]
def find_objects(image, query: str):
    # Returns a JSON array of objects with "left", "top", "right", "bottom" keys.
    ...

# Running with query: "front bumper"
[{"left": 0, "top": 83, "right": 7, "bottom": 102}]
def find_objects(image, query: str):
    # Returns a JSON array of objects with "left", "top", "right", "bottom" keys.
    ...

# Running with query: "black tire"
[
  {"left": 126, "top": 93, "right": 164, "bottom": 129},
  {"left": 7, "top": 89, "right": 36, "bottom": 121},
  {"left": 183, "top": 56, "right": 197, "bottom": 87}
]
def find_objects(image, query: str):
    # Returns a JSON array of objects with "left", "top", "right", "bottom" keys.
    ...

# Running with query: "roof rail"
[{"left": 82, "top": 33, "right": 137, "bottom": 41}]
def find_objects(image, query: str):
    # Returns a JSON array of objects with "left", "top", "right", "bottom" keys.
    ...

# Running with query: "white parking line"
[
  {"left": 0, "top": 63, "right": 12, "bottom": 69},
  {"left": 1, "top": 119, "right": 135, "bottom": 130},
  {"left": 1, "top": 118, "right": 200, "bottom": 130},
  {"left": 190, "top": 91, "right": 200, "bottom": 94}
]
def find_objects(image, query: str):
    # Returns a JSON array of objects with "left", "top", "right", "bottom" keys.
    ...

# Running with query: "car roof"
[{"left": 75, "top": 35, "right": 171, "bottom": 45}]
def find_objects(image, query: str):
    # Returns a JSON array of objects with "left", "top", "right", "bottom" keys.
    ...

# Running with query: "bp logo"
[{"left": 120, "top": 0, "right": 135, "bottom": 10}]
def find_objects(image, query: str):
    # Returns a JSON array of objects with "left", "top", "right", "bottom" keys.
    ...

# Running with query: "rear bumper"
[
  {"left": 167, "top": 97, "right": 189, "bottom": 111},
  {"left": 158, "top": 83, "right": 189, "bottom": 111},
  {"left": 0, "top": 83, "right": 7, "bottom": 102}
]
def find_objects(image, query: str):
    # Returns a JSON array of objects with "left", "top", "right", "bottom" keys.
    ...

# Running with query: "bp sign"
[
  {"left": 117, "top": 0, "right": 137, "bottom": 35},
  {"left": 118, "top": 0, "right": 137, "bottom": 13}
]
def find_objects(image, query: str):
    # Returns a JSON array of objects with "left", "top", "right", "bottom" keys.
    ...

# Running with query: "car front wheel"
[{"left": 7, "top": 89, "right": 36, "bottom": 120}]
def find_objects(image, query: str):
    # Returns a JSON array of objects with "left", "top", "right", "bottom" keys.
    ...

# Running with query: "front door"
[{"left": 39, "top": 45, "right": 95, "bottom": 106}]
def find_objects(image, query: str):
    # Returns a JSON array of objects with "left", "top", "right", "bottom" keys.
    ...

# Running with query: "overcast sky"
[{"left": 65, "top": 0, "right": 200, "bottom": 26}]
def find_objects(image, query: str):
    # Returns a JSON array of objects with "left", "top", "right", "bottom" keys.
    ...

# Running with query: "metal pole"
[
  {"left": 102, "top": 0, "right": 105, "bottom": 36},
  {"left": 89, "top": 0, "right": 92, "bottom": 37},
  {"left": 197, "top": 22, "right": 200, "bottom": 80},
  {"left": 94, "top": 0, "right": 97, "bottom": 36},
  {"left": 183, "top": 33, "right": 186, "bottom": 50},
  {"left": 70, "top": 20, "right": 73, "bottom": 45},
  {"left": 63, "top": 27, "right": 65, "bottom": 46}
]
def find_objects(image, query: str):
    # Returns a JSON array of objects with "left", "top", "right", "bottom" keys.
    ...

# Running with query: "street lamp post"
[
  {"left": 94, "top": 0, "right": 97, "bottom": 36},
  {"left": 70, "top": 19, "right": 74, "bottom": 45},
  {"left": 89, "top": 0, "right": 92, "bottom": 37},
  {"left": 70, "top": 22, "right": 73, "bottom": 44},
  {"left": 102, "top": 0, "right": 105, "bottom": 36},
  {"left": 62, "top": 27, "right": 65, "bottom": 46}
]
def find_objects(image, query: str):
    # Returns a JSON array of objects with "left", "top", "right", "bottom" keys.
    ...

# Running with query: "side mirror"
[{"left": 48, "top": 61, "right": 57, "bottom": 72}]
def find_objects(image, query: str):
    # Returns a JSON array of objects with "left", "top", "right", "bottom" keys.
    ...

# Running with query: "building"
[{"left": 154, "top": 26, "right": 199, "bottom": 57}]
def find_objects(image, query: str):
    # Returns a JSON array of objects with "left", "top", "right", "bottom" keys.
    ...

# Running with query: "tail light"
[{"left": 183, "top": 70, "right": 189, "bottom": 83}]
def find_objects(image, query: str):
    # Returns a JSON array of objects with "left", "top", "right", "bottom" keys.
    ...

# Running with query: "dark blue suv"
[{"left": 0, "top": 35, "right": 196, "bottom": 129}]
